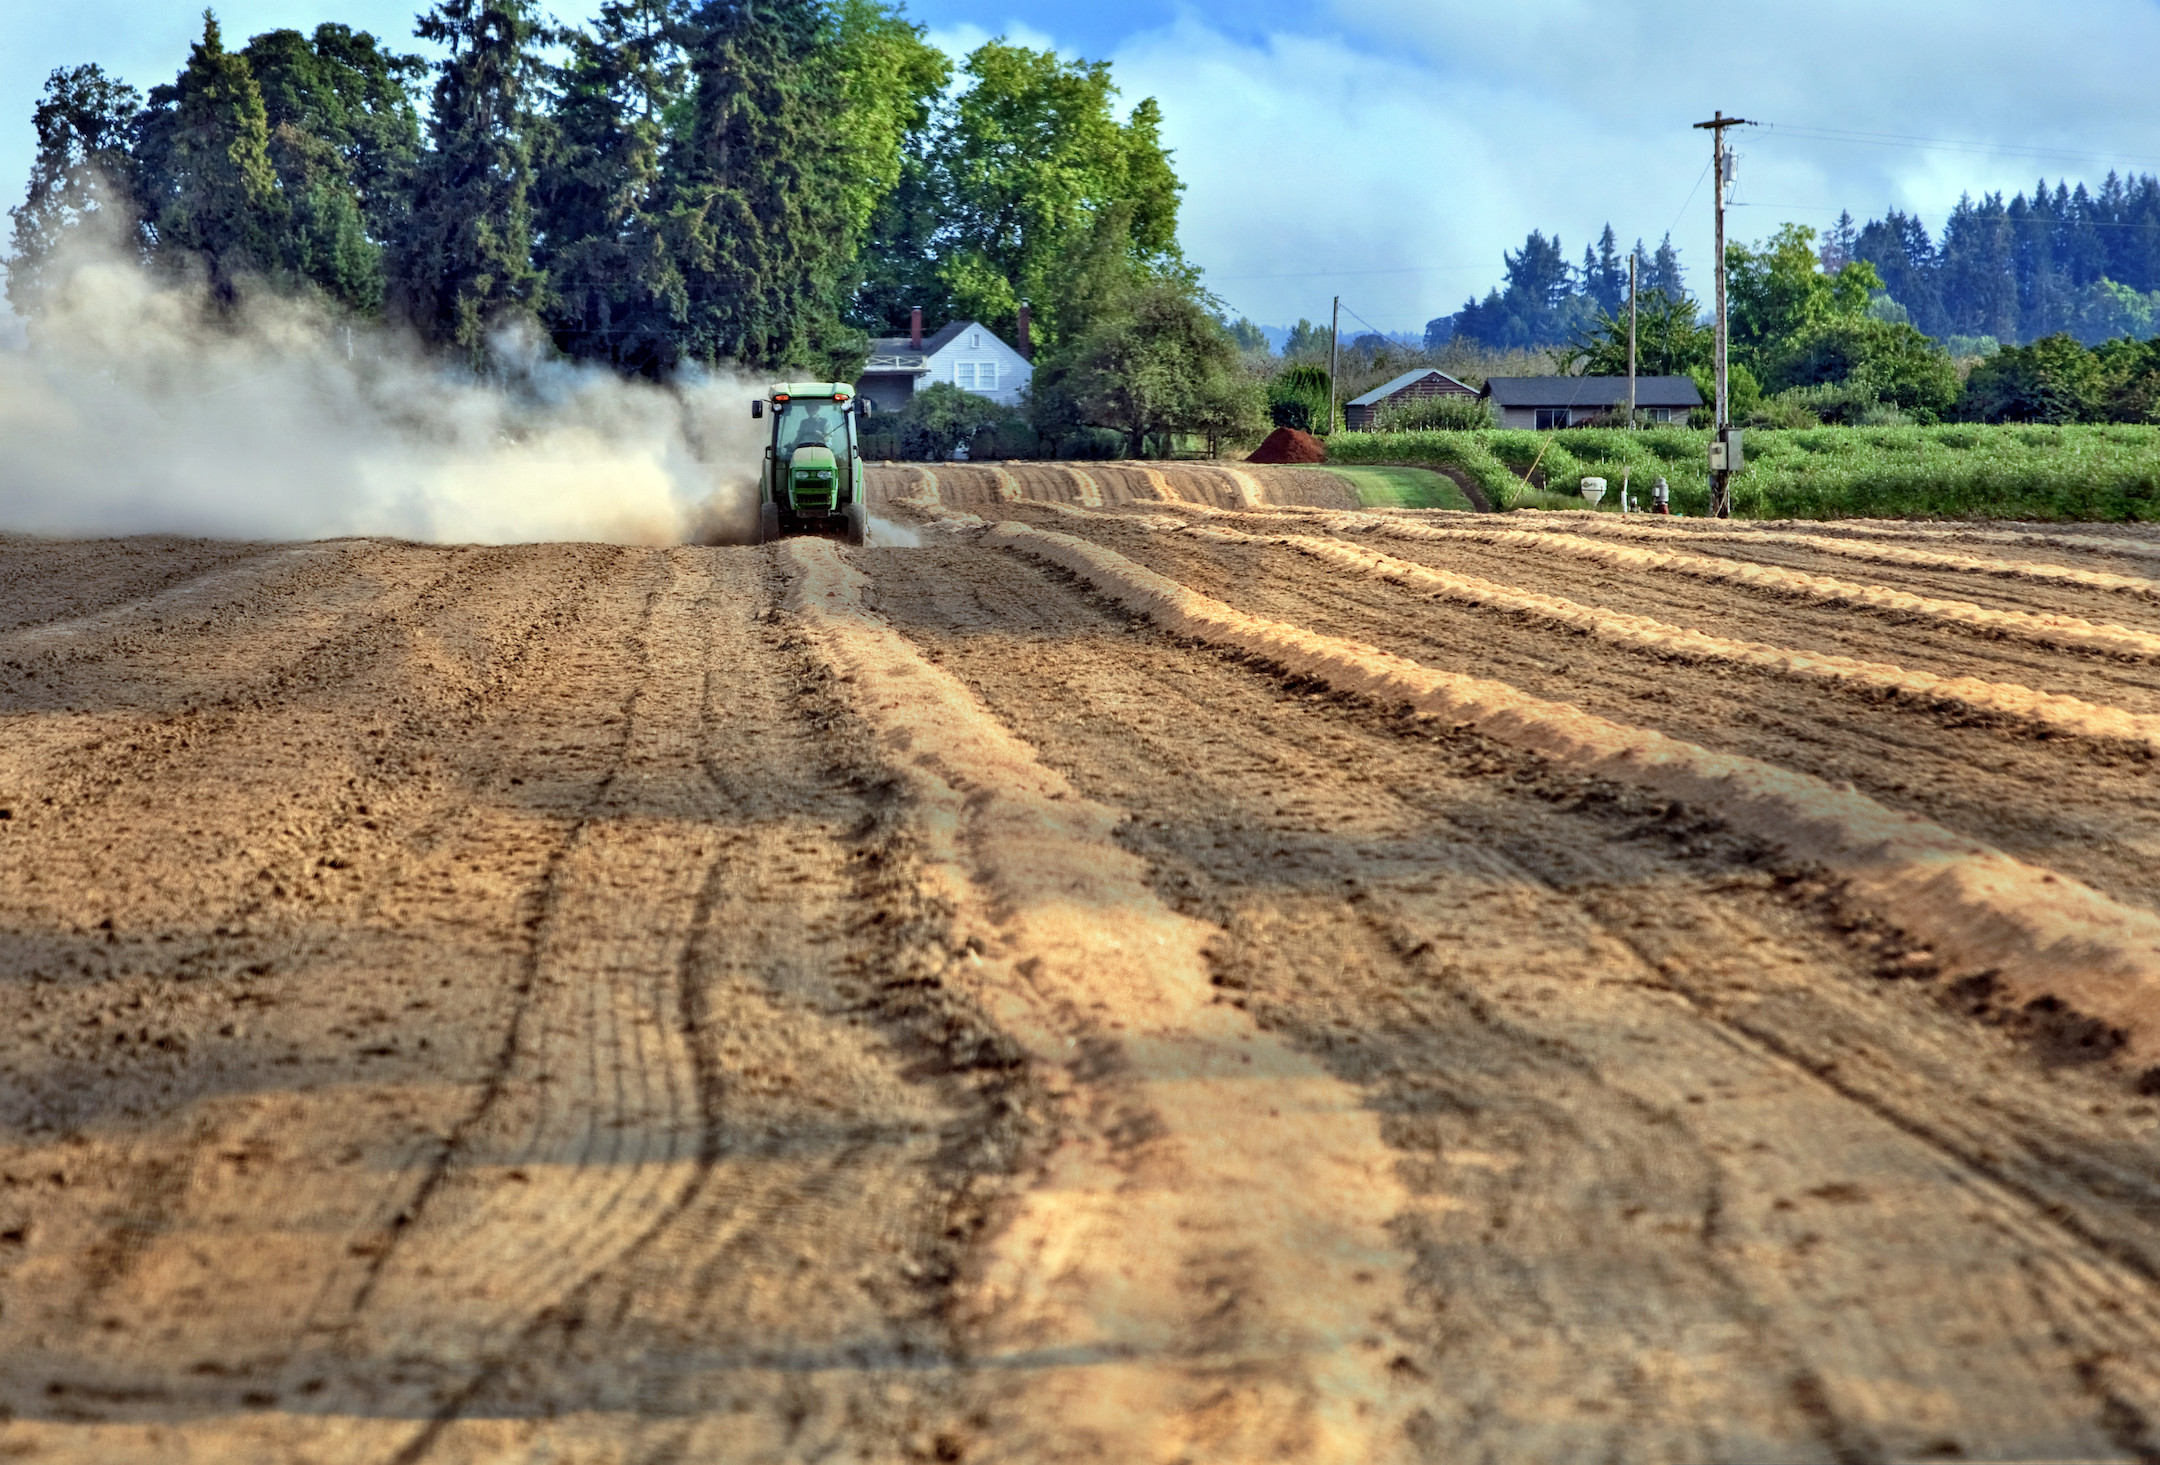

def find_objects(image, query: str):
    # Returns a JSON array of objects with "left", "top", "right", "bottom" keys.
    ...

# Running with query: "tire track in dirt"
[
  {"left": 860, "top": 540, "right": 2160, "bottom": 1460},
  {"left": 0, "top": 535, "right": 283, "bottom": 637},
  {"left": 341, "top": 559, "right": 694, "bottom": 1353},
  {"left": 784, "top": 536, "right": 1417, "bottom": 1461},
  {"left": 0, "top": 545, "right": 1038, "bottom": 1462},
  {"left": 0, "top": 544, "right": 670, "bottom": 1452},
  {"left": 369, "top": 553, "right": 1010, "bottom": 1465}
]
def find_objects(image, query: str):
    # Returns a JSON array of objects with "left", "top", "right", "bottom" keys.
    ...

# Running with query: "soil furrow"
[
  {"left": 856, "top": 538, "right": 2160, "bottom": 1462},
  {"left": 9, "top": 484, "right": 2160, "bottom": 1462},
  {"left": 1000, "top": 507, "right": 2160, "bottom": 925},
  {"left": 786, "top": 535, "right": 1417, "bottom": 1462}
]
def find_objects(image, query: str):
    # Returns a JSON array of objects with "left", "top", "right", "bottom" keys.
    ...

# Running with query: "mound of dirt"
[{"left": 1246, "top": 427, "right": 1326, "bottom": 464}]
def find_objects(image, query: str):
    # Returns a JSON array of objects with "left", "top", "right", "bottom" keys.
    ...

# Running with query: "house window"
[
  {"left": 956, "top": 361, "right": 997, "bottom": 391},
  {"left": 970, "top": 332, "right": 981, "bottom": 348},
  {"left": 1647, "top": 407, "right": 1673, "bottom": 423},
  {"left": 1534, "top": 408, "right": 1570, "bottom": 430}
]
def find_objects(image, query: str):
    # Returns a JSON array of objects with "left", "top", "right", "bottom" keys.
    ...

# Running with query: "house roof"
[
  {"left": 1345, "top": 369, "right": 1476, "bottom": 408},
  {"left": 1481, "top": 375, "right": 1703, "bottom": 408},
  {"left": 862, "top": 320, "right": 978, "bottom": 372}
]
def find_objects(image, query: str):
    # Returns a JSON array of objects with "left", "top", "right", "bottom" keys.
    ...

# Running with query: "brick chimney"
[
  {"left": 1017, "top": 303, "right": 1032, "bottom": 360},
  {"left": 909, "top": 306, "right": 922, "bottom": 350}
]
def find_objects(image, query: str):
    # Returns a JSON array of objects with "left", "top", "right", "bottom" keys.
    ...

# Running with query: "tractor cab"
[{"left": 752, "top": 382, "right": 867, "bottom": 545}]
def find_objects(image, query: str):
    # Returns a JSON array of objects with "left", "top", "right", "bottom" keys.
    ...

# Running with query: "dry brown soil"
[{"left": 2, "top": 466, "right": 2160, "bottom": 1463}]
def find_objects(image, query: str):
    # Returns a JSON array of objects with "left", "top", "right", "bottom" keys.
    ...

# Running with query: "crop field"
[
  {"left": 7, "top": 461, "right": 2160, "bottom": 1462},
  {"left": 1330, "top": 420, "right": 2160, "bottom": 520}
]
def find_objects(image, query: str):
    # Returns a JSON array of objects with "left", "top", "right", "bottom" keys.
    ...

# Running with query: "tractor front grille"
[{"left": 790, "top": 474, "right": 838, "bottom": 511}]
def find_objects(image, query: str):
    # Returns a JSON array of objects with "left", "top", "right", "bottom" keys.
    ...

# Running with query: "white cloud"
[
  {"left": 1113, "top": 23, "right": 1512, "bottom": 332},
  {"left": 1107, "top": 0, "right": 2160, "bottom": 330}
]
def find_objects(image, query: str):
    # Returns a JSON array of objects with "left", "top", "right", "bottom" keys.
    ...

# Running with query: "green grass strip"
[
  {"left": 1320, "top": 465, "right": 1474, "bottom": 511},
  {"left": 1321, "top": 422, "right": 2160, "bottom": 519}
]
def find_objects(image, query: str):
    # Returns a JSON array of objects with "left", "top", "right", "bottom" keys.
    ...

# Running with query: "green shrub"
[
  {"left": 1269, "top": 364, "right": 1332, "bottom": 435},
  {"left": 1370, "top": 392, "right": 1493, "bottom": 431},
  {"left": 895, "top": 381, "right": 1022, "bottom": 460}
]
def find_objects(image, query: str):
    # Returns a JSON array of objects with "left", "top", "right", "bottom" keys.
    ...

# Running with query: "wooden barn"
[{"left": 1343, "top": 369, "right": 1479, "bottom": 430}]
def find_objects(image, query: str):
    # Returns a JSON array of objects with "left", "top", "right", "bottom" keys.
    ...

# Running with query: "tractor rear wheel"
[
  {"left": 844, "top": 501, "right": 868, "bottom": 547},
  {"left": 758, "top": 502, "right": 781, "bottom": 545}
]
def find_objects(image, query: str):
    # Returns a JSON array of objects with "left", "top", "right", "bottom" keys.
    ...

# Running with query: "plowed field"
[{"left": 5, "top": 462, "right": 2160, "bottom": 1463}]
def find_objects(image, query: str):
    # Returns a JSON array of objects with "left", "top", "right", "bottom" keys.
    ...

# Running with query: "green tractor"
[{"left": 752, "top": 381, "right": 869, "bottom": 546}]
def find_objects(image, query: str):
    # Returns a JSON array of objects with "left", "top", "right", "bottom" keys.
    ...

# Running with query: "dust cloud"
[
  {"left": 866, "top": 516, "right": 922, "bottom": 547},
  {"left": 0, "top": 240, "right": 766, "bottom": 546}
]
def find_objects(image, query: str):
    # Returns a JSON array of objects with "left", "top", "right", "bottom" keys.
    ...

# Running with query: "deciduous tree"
[{"left": 5, "top": 64, "right": 142, "bottom": 317}]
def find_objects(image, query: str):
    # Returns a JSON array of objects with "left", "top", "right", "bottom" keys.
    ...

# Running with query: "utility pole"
[
  {"left": 1693, "top": 109, "right": 1755, "bottom": 517},
  {"left": 1626, "top": 253, "right": 1637, "bottom": 431},
  {"left": 1327, "top": 295, "right": 1341, "bottom": 436}
]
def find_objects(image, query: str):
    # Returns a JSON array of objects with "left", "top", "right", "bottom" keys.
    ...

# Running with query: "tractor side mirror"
[{"left": 751, "top": 400, "right": 764, "bottom": 419}]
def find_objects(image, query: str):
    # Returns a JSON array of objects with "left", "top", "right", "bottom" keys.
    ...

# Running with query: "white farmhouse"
[{"left": 856, "top": 308, "right": 1034, "bottom": 414}]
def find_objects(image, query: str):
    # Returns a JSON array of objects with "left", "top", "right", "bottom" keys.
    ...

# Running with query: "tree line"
[
  {"left": 1435, "top": 225, "right": 1686, "bottom": 353},
  {"left": 1441, "top": 173, "right": 2160, "bottom": 358},
  {"left": 1836, "top": 177, "right": 2160, "bottom": 348},
  {"left": 4, "top": 0, "right": 1220, "bottom": 396}
]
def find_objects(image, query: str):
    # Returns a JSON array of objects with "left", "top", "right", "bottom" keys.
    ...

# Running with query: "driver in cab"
[{"left": 786, "top": 401, "right": 845, "bottom": 452}]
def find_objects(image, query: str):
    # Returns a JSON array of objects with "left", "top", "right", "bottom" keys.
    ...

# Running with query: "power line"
[
  {"left": 1666, "top": 157, "right": 1714, "bottom": 238},
  {"left": 1762, "top": 121, "right": 2160, "bottom": 171},
  {"left": 1207, "top": 263, "right": 1491, "bottom": 283}
]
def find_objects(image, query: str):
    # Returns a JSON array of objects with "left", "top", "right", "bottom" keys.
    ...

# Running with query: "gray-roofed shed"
[
  {"left": 1481, "top": 375, "right": 1702, "bottom": 429},
  {"left": 1342, "top": 368, "right": 1478, "bottom": 429}
]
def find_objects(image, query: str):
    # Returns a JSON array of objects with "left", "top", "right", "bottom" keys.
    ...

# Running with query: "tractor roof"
[{"left": 769, "top": 382, "right": 853, "bottom": 400}]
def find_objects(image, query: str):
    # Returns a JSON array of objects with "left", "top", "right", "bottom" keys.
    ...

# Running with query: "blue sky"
[{"left": 9, "top": 0, "right": 2160, "bottom": 333}]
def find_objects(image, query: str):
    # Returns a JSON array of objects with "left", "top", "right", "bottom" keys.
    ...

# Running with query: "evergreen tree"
[
  {"left": 5, "top": 64, "right": 143, "bottom": 317},
  {"left": 1821, "top": 210, "right": 1858, "bottom": 272},
  {"left": 2063, "top": 182, "right": 2109, "bottom": 287},
  {"left": 242, "top": 25, "right": 423, "bottom": 314},
  {"left": 1937, "top": 193, "right": 2019, "bottom": 341},
  {"left": 2098, "top": 171, "right": 2136, "bottom": 283},
  {"left": 394, "top": 0, "right": 551, "bottom": 358},
  {"left": 664, "top": 0, "right": 855, "bottom": 370},
  {"left": 1646, "top": 233, "right": 1684, "bottom": 296},
  {"left": 2122, "top": 175, "right": 2160, "bottom": 293},
  {"left": 533, "top": 0, "right": 684, "bottom": 371},
  {"left": 1504, "top": 229, "right": 1572, "bottom": 309},
  {"left": 1450, "top": 229, "right": 1596, "bottom": 348},
  {"left": 1582, "top": 224, "right": 1626, "bottom": 316},
  {"left": 136, "top": 12, "right": 286, "bottom": 300},
  {"left": 1853, "top": 210, "right": 1942, "bottom": 337},
  {"left": 2007, "top": 181, "right": 2069, "bottom": 340}
]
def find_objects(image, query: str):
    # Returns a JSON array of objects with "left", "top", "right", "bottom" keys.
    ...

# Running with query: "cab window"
[{"left": 780, "top": 401, "right": 845, "bottom": 450}]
